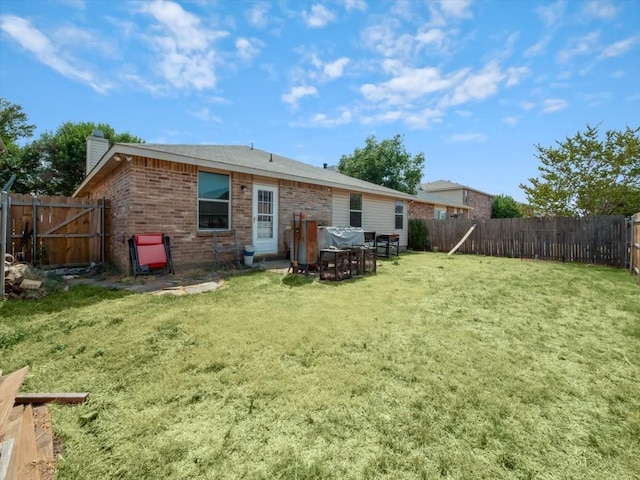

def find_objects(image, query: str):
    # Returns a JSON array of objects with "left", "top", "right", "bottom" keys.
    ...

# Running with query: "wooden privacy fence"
[
  {"left": 630, "top": 213, "right": 640, "bottom": 279},
  {"left": 4, "top": 193, "right": 109, "bottom": 267},
  {"left": 424, "top": 216, "right": 628, "bottom": 266}
]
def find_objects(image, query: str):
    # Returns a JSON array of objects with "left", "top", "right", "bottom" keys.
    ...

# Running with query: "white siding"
[
  {"left": 331, "top": 189, "right": 407, "bottom": 247},
  {"left": 332, "top": 191, "right": 349, "bottom": 226}
]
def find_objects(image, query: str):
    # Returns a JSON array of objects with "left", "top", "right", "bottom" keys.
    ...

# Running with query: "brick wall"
[
  {"left": 409, "top": 202, "right": 434, "bottom": 220},
  {"left": 87, "top": 157, "right": 333, "bottom": 272},
  {"left": 468, "top": 191, "right": 492, "bottom": 220}
]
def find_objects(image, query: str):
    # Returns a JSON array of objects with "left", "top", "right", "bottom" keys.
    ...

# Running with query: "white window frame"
[
  {"left": 350, "top": 193, "right": 362, "bottom": 227},
  {"left": 395, "top": 200, "right": 404, "bottom": 230},
  {"left": 198, "top": 171, "right": 231, "bottom": 231}
]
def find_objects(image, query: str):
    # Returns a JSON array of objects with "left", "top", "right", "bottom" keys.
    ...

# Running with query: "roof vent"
[
  {"left": 323, "top": 163, "right": 327, "bottom": 169},
  {"left": 269, "top": 153, "right": 273, "bottom": 162}
]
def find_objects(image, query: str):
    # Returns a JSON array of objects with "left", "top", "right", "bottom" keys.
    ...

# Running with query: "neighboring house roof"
[
  {"left": 415, "top": 189, "right": 471, "bottom": 209},
  {"left": 75, "top": 144, "right": 418, "bottom": 201},
  {"left": 421, "top": 179, "right": 493, "bottom": 197}
]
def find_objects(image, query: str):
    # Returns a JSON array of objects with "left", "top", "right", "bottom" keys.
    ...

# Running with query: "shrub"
[{"left": 408, "top": 219, "right": 430, "bottom": 251}]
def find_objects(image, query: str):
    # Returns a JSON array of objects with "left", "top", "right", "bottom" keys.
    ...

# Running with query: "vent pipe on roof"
[
  {"left": 269, "top": 153, "right": 273, "bottom": 162},
  {"left": 86, "top": 129, "right": 109, "bottom": 175},
  {"left": 251, "top": 142, "right": 253, "bottom": 150},
  {"left": 323, "top": 163, "right": 327, "bottom": 169}
]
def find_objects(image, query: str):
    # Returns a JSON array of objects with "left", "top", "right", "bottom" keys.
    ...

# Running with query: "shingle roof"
[
  {"left": 76, "top": 143, "right": 418, "bottom": 200},
  {"left": 415, "top": 189, "right": 470, "bottom": 209},
  {"left": 421, "top": 179, "right": 493, "bottom": 197}
]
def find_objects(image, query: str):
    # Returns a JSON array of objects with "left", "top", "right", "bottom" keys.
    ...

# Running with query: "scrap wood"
[
  {"left": 19, "top": 279, "right": 42, "bottom": 290},
  {"left": 15, "top": 393, "right": 89, "bottom": 405},
  {"left": 1, "top": 406, "right": 24, "bottom": 480},
  {"left": 17, "top": 405, "right": 39, "bottom": 480},
  {"left": 447, "top": 224, "right": 477, "bottom": 255},
  {"left": 0, "top": 366, "right": 29, "bottom": 434}
]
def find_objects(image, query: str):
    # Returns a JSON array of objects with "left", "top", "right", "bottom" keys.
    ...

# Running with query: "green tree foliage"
[
  {"left": 338, "top": 134, "right": 424, "bottom": 194},
  {"left": 491, "top": 194, "right": 522, "bottom": 218},
  {"left": 26, "top": 122, "right": 144, "bottom": 196},
  {"left": 520, "top": 124, "right": 640, "bottom": 216},
  {"left": 0, "top": 98, "right": 36, "bottom": 190}
]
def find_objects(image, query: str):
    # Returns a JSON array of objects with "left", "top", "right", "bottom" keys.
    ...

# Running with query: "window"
[
  {"left": 435, "top": 208, "right": 447, "bottom": 220},
  {"left": 463, "top": 189, "right": 469, "bottom": 205},
  {"left": 198, "top": 171, "right": 230, "bottom": 230},
  {"left": 395, "top": 201, "right": 404, "bottom": 229},
  {"left": 350, "top": 193, "right": 362, "bottom": 227}
]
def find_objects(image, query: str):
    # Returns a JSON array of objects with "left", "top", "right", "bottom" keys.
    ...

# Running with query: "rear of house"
[
  {"left": 420, "top": 180, "right": 493, "bottom": 220},
  {"left": 74, "top": 135, "right": 414, "bottom": 272}
]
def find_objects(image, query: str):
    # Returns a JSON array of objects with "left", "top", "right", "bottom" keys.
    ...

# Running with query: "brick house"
[
  {"left": 74, "top": 132, "right": 417, "bottom": 272},
  {"left": 419, "top": 180, "right": 493, "bottom": 220},
  {"left": 409, "top": 189, "right": 472, "bottom": 220}
]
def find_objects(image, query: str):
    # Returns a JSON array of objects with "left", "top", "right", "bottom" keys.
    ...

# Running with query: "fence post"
[
  {"left": 1, "top": 174, "right": 17, "bottom": 299},
  {"left": 101, "top": 196, "right": 106, "bottom": 263},
  {"left": 32, "top": 194, "right": 38, "bottom": 266}
]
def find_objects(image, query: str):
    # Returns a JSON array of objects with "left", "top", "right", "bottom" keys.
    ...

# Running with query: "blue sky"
[{"left": 1, "top": 0, "right": 639, "bottom": 201}]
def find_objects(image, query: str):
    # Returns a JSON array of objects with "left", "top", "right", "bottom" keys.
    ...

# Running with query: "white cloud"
[
  {"left": 322, "top": 57, "right": 349, "bottom": 79},
  {"left": 535, "top": 0, "right": 565, "bottom": 27},
  {"left": 404, "top": 108, "right": 443, "bottom": 128},
  {"left": 416, "top": 28, "right": 448, "bottom": 54},
  {"left": 556, "top": 31, "right": 600, "bottom": 63},
  {"left": 611, "top": 70, "right": 624, "bottom": 78},
  {"left": 448, "top": 133, "right": 488, "bottom": 142},
  {"left": 282, "top": 85, "right": 318, "bottom": 108},
  {"left": 0, "top": 14, "right": 111, "bottom": 93},
  {"left": 581, "top": 92, "right": 611, "bottom": 107},
  {"left": 455, "top": 110, "right": 473, "bottom": 118},
  {"left": 505, "top": 66, "right": 529, "bottom": 86},
  {"left": 309, "top": 109, "right": 352, "bottom": 126},
  {"left": 519, "top": 100, "right": 536, "bottom": 110},
  {"left": 524, "top": 34, "right": 552, "bottom": 57},
  {"left": 341, "top": 0, "right": 367, "bottom": 11},
  {"left": 139, "top": 0, "right": 229, "bottom": 90},
  {"left": 235, "top": 37, "right": 262, "bottom": 61},
  {"left": 541, "top": 98, "right": 568, "bottom": 113},
  {"left": 189, "top": 107, "right": 222, "bottom": 123},
  {"left": 246, "top": 3, "right": 270, "bottom": 27},
  {"left": 438, "top": 0, "right": 473, "bottom": 19},
  {"left": 583, "top": 1, "right": 617, "bottom": 18},
  {"left": 440, "top": 61, "right": 505, "bottom": 107},
  {"left": 361, "top": 66, "right": 467, "bottom": 106},
  {"left": 302, "top": 4, "right": 336, "bottom": 28},
  {"left": 599, "top": 36, "right": 639, "bottom": 58},
  {"left": 502, "top": 116, "right": 519, "bottom": 127}
]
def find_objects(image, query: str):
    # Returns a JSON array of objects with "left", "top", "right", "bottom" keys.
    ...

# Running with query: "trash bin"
[{"left": 244, "top": 245, "right": 255, "bottom": 266}]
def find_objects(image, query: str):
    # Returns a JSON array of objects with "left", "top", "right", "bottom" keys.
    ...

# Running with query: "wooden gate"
[{"left": 7, "top": 194, "right": 109, "bottom": 267}]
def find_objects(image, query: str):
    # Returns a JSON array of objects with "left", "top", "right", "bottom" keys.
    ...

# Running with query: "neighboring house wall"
[
  {"left": 468, "top": 190, "right": 492, "bottom": 220},
  {"left": 332, "top": 190, "right": 408, "bottom": 246},
  {"left": 409, "top": 202, "right": 434, "bottom": 220}
]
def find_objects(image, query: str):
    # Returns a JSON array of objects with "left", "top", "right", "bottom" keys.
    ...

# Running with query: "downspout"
[{"left": 1, "top": 174, "right": 17, "bottom": 299}]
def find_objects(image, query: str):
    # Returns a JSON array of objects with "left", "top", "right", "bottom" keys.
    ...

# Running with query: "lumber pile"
[
  {"left": 4, "top": 256, "right": 44, "bottom": 299},
  {"left": 0, "top": 367, "right": 88, "bottom": 480}
]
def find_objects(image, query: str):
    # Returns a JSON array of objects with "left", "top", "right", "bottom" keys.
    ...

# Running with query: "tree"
[
  {"left": 520, "top": 124, "right": 640, "bottom": 217},
  {"left": 338, "top": 134, "right": 424, "bottom": 194},
  {"left": 28, "top": 122, "right": 144, "bottom": 196},
  {"left": 491, "top": 194, "right": 522, "bottom": 218},
  {"left": 0, "top": 98, "right": 36, "bottom": 191}
]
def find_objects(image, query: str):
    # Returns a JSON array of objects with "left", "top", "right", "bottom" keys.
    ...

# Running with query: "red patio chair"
[{"left": 128, "top": 233, "right": 175, "bottom": 277}]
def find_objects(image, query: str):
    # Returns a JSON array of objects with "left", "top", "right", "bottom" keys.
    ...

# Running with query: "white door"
[{"left": 252, "top": 184, "right": 278, "bottom": 254}]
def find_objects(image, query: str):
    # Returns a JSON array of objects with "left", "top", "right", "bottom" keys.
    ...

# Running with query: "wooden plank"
[
  {"left": 14, "top": 393, "right": 89, "bottom": 405},
  {"left": 18, "top": 405, "right": 40, "bottom": 480},
  {"left": 32, "top": 406, "right": 53, "bottom": 459},
  {"left": 2, "top": 406, "right": 24, "bottom": 480},
  {"left": 448, "top": 224, "right": 476, "bottom": 255},
  {"left": 33, "top": 406, "right": 55, "bottom": 480},
  {"left": 0, "top": 438, "right": 14, "bottom": 480},
  {"left": 0, "top": 366, "right": 29, "bottom": 434},
  {"left": 42, "top": 208, "right": 94, "bottom": 235}
]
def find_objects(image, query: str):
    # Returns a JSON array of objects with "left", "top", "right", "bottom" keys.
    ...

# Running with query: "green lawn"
[{"left": 1, "top": 253, "right": 639, "bottom": 479}]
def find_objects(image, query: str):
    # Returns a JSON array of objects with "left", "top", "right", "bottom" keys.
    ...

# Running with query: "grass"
[{"left": 1, "top": 253, "right": 639, "bottom": 479}]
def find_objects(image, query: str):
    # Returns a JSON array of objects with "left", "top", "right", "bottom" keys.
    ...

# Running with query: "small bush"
[{"left": 408, "top": 219, "right": 430, "bottom": 251}]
